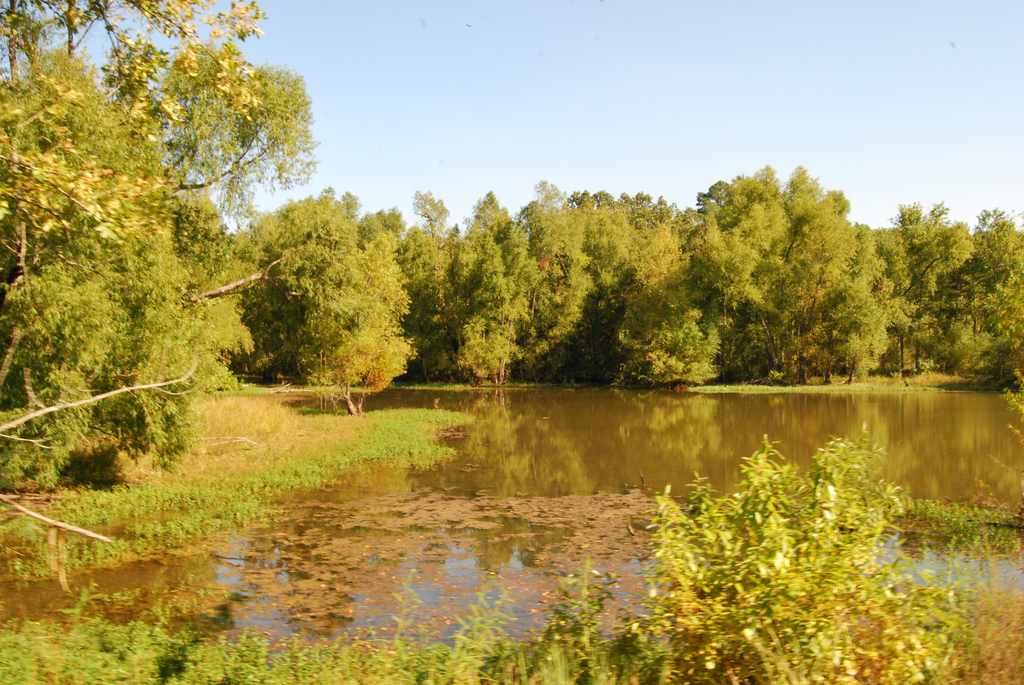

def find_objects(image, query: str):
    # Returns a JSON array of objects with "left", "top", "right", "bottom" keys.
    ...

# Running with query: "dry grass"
[
  {"left": 949, "top": 584, "right": 1024, "bottom": 684},
  {"left": 122, "top": 394, "right": 365, "bottom": 486}
]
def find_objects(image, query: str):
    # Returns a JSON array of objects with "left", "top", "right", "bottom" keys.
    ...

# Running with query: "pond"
[
  {"left": 377, "top": 387, "right": 1022, "bottom": 502},
  {"left": 3, "top": 388, "right": 1021, "bottom": 640}
]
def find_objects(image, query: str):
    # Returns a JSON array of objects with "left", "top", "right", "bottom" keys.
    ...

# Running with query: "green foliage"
[
  {"left": 0, "top": 3, "right": 316, "bottom": 485},
  {"left": 451, "top": 192, "right": 536, "bottom": 384},
  {"left": 164, "top": 54, "right": 316, "bottom": 216},
  {"left": 904, "top": 499, "right": 1021, "bottom": 554},
  {"left": 646, "top": 439, "right": 962, "bottom": 683},
  {"left": 618, "top": 225, "right": 718, "bottom": 385},
  {"left": 237, "top": 190, "right": 412, "bottom": 404}
]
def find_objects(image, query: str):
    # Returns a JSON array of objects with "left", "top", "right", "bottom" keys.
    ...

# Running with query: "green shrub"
[{"left": 646, "top": 438, "right": 963, "bottom": 684}]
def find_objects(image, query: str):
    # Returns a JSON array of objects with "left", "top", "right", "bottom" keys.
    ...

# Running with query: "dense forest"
[
  {"left": 1, "top": 0, "right": 1023, "bottom": 489},
  {"left": 234, "top": 179, "right": 1024, "bottom": 391}
]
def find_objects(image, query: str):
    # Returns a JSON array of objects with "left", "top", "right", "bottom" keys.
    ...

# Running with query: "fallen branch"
[
  {"left": 190, "top": 258, "right": 282, "bottom": 303},
  {"left": 0, "top": 361, "right": 197, "bottom": 435},
  {"left": 0, "top": 494, "right": 111, "bottom": 543},
  {"left": 0, "top": 432, "right": 51, "bottom": 448},
  {"left": 201, "top": 436, "right": 262, "bottom": 448}
]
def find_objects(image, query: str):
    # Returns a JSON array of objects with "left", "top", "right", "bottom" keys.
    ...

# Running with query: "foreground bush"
[{"left": 646, "top": 439, "right": 964, "bottom": 683}]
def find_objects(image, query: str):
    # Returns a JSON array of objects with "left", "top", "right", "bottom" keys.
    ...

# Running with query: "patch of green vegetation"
[
  {"left": 689, "top": 380, "right": 988, "bottom": 394},
  {"left": 902, "top": 498, "right": 1023, "bottom": 554},
  {"left": 0, "top": 406, "right": 470, "bottom": 578}
]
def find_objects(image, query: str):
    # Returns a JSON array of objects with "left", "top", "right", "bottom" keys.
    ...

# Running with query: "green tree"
[
  {"left": 0, "top": 0, "right": 315, "bottom": 483},
  {"left": 618, "top": 224, "right": 717, "bottom": 385},
  {"left": 452, "top": 193, "right": 535, "bottom": 384},
  {"left": 876, "top": 204, "right": 973, "bottom": 375},
  {"left": 240, "top": 191, "right": 411, "bottom": 414},
  {"left": 517, "top": 181, "right": 591, "bottom": 380},
  {"left": 397, "top": 191, "right": 457, "bottom": 380}
]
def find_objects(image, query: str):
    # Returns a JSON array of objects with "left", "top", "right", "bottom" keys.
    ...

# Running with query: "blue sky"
[{"left": 243, "top": 1, "right": 1023, "bottom": 228}]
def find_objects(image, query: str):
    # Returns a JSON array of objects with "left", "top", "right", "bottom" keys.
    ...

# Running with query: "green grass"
[
  {"left": 0, "top": 396, "right": 470, "bottom": 577},
  {"left": 901, "top": 498, "right": 1023, "bottom": 554}
]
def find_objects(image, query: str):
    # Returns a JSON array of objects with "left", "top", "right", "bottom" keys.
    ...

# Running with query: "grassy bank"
[
  {"left": 0, "top": 395, "right": 470, "bottom": 577},
  {"left": 689, "top": 373, "right": 994, "bottom": 394}
]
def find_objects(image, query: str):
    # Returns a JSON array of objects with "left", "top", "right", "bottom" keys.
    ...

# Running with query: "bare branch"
[
  {"left": 0, "top": 432, "right": 50, "bottom": 448},
  {"left": 23, "top": 366, "right": 43, "bottom": 407},
  {"left": 0, "top": 494, "right": 112, "bottom": 543},
  {"left": 190, "top": 258, "right": 282, "bottom": 303},
  {"left": 0, "top": 361, "right": 198, "bottom": 435}
]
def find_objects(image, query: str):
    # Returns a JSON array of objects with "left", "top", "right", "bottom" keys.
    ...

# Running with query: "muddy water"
[
  {"left": 378, "top": 388, "right": 1023, "bottom": 502},
  {"left": 3, "top": 388, "right": 1021, "bottom": 639}
]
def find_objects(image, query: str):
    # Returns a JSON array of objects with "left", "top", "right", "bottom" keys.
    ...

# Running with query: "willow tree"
[
  {"left": 240, "top": 191, "right": 412, "bottom": 415},
  {"left": 397, "top": 191, "right": 458, "bottom": 381},
  {"left": 0, "top": 1, "right": 314, "bottom": 485},
  {"left": 876, "top": 204, "right": 973, "bottom": 375},
  {"left": 618, "top": 224, "right": 718, "bottom": 385},
  {"left": 517, "top": 181, "right": 591, "bottom": 380},
  {"left": 451, "top": 192, "right": 536, "bottom": 385}
]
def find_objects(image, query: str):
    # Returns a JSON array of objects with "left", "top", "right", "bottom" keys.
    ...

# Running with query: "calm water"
[
  {"left": 3, "top": 388, "right": 1021, "bottom": 638},
  {"left": 375, "top": 387, "right": 1023, "bottom": 502}
]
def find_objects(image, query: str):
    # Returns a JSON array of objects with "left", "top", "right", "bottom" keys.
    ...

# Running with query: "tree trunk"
[
  {"left": 342, "top": 387, "right": 364, "bottom": 416},
  {"left": 0, "top": 325, "right": 21, "bottom": 389},
  {"left": 6, "top": 0, "right": 18, "bottom": 83},
  {"left": 65, "top": 0, "right": 75, "bottom": 55},
  {"left": 898, "top": 335, "right": 905, "bottom": 376}
]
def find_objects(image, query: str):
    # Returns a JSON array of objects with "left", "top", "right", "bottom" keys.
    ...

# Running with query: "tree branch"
[
  {"left": 190, "top": 258, "right": 282, "bottom": 303},
  {"left": 0, "top": 325, "right": 21, "bottom": 388},
  {"left": 0, "top": 361, "right": 198, "bottom": 435},
  {"left": 0, "top": 494, "right": 112, "bottom": 543}
]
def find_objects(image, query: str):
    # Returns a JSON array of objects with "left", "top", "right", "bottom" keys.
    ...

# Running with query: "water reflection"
[
  {"left": 2, "top": 388, "right": 1020, "bottom": 640},
  {"left": 371, "top": 388, "right": 1023, "bottom": 503}
]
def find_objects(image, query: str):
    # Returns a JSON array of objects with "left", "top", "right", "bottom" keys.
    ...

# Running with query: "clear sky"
[{"left": 243, "top": 0, "right": 1023, "bottom": 228}]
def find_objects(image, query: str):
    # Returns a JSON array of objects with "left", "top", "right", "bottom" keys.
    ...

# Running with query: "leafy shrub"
[{"left": 646, "top": 439, "right": 963, "bottom": 684}]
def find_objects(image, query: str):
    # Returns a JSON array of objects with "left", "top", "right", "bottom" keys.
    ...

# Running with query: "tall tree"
[
  {"left": 876, "top": 204, "right": 973, "bottom": 375},
  {"left": 452, "top": 193, "right": 535, "bottom": 385},
  {"left": 239, "top": 190, "right": 411, "bottom": 413}
]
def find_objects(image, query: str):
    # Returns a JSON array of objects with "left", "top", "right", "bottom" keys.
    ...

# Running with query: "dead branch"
[
  {"left": 201, "top": 436, "right": 262, "bottom": 448},
  {"left": 0, "top": 494, "right": 112, "bottom": 543},
  {"left": 190, "top": 258, "right": 282, "bottom": 303},
  {"left": 0, "top": 361, "right": 197, "bottom": 435},
  {"left": 0, "top": 432, "right": 50, "bottom": 448}
]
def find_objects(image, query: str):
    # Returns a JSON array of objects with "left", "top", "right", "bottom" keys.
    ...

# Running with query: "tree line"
[
  {"left": 1, "top": 0, "right": 1022, "bottom": 488},
  {"left": 233, "top": 175, "right": 1024, "bottom": 391}
]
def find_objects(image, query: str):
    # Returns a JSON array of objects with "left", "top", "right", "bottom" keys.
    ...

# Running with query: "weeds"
[{"left": 903, "top": 499, "right": 1022, "bottom": 554}]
